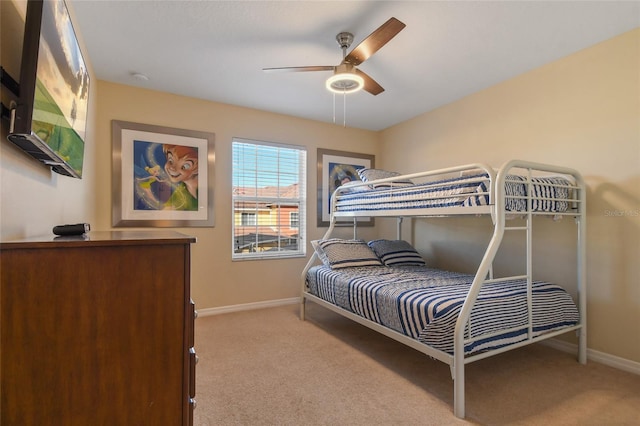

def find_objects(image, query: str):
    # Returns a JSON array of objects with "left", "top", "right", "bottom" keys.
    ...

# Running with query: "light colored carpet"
[{"left": 194, "top": 303, "right": 640, "bottom": 425}]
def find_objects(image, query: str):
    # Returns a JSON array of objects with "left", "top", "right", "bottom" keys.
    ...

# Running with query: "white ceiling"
[{"left": 70, "top": 1, "right": 639, "bottom": 131}]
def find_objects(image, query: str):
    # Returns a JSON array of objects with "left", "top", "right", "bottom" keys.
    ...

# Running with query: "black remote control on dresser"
[{"left": 53, "top": 223, "right": 91, "bottom": 236}]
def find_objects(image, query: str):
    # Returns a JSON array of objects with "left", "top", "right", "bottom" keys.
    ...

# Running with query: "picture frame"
[
  {"left": 112, "top": 120, "right": 215, "bottom": 227},
  {"left": 317, "top": 148, "right": 375, "bottom": 227}
]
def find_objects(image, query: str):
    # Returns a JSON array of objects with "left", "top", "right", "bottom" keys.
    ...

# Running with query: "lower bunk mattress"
[{"left": 305, "top": 265, "right": 580, "bottom": 355}]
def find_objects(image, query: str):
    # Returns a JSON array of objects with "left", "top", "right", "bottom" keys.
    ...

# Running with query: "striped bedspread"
[
  {"left": 306, "top": 265, "right": 580, "bottom": 355},
  {"left": 335, "top": 173, "right": 571, "bottom": 213}
]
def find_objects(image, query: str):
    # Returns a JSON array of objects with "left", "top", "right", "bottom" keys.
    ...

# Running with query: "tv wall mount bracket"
[{"left": 1, "top": 66, "right": 20, "bottom": 122}]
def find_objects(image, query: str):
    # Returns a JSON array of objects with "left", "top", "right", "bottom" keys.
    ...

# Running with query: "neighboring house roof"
[{"left": 233, "top": 183, "right": 299, "bottom": 198}]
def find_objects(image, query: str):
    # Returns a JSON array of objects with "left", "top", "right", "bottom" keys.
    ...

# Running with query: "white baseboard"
[
  {"left": 196, "top": 298, "right": 640, "bottom": 376},
  {"left": 196, "top": 297, "right": 300, "bottom": 317},
  {"left": 540, "top": 338, "right": 640, "bottom": 375}
]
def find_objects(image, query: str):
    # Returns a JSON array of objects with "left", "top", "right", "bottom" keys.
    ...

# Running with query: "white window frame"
[{"left": 232, "top": 138, "right": 307, "bottom": 260}]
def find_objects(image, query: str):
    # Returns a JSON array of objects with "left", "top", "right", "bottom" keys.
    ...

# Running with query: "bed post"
[
  {"left": 453, "top": 163, "right": 509, "bottom": 419},
  {"left": 453, "top": 364, "right": 465, "bottom": 418},
  {"left": 301, "top": 211, "right": 339, "bottom": 321},
  {"left": 576, "top": 173, "right": 588, "bottom": 365}
]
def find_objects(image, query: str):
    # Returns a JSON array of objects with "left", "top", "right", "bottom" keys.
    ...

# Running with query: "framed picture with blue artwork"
[
  {"left": 112, "top": 120, "right": 215, "bottom": 227},
  {"left": 317, "top": 148, "right": 375, "bottom": 227}
]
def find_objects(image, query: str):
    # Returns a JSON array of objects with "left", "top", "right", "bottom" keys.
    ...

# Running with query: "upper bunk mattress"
[
  {"left": 306, "top": 265, "right": 579, "bottom": 356},
  {"left": 334, "top": 173, "right": 572, "bottom": 214}
]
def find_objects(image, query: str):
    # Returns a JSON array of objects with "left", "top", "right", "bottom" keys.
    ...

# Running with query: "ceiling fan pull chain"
[
  {"left": 343, "top": 91, "right": 347, "bottom": 127},
  {"left": 332, "top": 92, "right": 336, "bottom": 125}
]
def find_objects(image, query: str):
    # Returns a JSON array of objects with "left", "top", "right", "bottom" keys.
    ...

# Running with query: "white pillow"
[{"left": 339, "top": 180, "right": 371, "bottom": 192}]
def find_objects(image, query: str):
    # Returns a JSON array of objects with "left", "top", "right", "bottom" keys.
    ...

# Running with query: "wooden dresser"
[{"left": 1, "top": 231, "right": 197, "bottom": 425}]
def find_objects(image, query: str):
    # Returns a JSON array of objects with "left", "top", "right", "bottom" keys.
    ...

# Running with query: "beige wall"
[
  {"left": 94, "top": 82, "right": 380, "bottom": 310},
  {"left": 379, "top": 29, "right": 640, "bottom": 363}
]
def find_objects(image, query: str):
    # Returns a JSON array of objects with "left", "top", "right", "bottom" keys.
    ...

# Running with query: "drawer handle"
[{"left": 190, "top": 398, "right": 197, "bottom": 410}]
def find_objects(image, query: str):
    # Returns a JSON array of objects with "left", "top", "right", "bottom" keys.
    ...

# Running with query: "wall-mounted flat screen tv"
[{"left": 7, "top": 0, "right": 89, "bottom": 178}]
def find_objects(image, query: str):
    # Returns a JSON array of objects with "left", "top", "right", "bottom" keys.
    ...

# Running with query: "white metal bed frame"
[{"left": 300, "top": 159, "right": 587, "bottom": 419}]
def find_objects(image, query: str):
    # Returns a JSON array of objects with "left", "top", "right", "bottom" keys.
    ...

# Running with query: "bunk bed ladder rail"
[
  {"left": 300, "top": 189, "right": 352, "bottom": 320},
  {"left": 451, "top": 160, "right": 587, "bottom": 419}
]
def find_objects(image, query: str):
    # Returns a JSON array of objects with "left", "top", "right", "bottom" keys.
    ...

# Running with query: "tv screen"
[{"left": 7, "top": 0, "right": 89, "bottom": 178}]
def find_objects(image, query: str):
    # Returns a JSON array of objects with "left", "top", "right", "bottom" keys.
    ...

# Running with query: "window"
[
  {"left": 232, "top": 138, "right": 307, "bottom": 259},
  {"left": 289, "top": 212, "right": 299, "bottom": 229},
  {"left": 241, "top": 213, "right": 257, "bottom": 226}
]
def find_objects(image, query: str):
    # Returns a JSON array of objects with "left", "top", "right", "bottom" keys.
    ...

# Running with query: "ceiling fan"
[{"left": 263, "top": 17, "right": 406, "bottom": 96}]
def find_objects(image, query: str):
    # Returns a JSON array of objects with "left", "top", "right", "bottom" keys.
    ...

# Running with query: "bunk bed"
[{"left": 300, "top": 160, "right": 587, "bottom": 419}]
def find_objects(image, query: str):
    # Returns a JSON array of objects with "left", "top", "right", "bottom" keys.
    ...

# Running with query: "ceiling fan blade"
[
  {"left": 344, "top": 17, "right": 406, "bottom": 66},
  {"left": 355, "top": 69, "right": 384, "bottom": 96},
  {"left": 262, "top": 66, "right": 335, "bottom": 73}
]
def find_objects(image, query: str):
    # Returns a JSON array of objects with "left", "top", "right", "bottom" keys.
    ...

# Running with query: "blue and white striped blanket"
[
  {"left": 335, "top": 173, "right": 571, "bottom": 213},
  {"left": 306, "top": 265, "right": 580, "bottom": 355}
]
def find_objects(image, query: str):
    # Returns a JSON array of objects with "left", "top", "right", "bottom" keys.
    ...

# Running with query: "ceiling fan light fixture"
[{"left": 326, "top": 72, "right": 364, "bottom": 94}]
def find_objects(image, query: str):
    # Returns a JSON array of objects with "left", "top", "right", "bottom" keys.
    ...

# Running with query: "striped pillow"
[
  {"left": 312, "top": 239, "right": 383, "bottom": 269},
  {"left": 356, "top": 168, "right": 413, "bottom": 189},
  {"left": 368, "top": 239, "right": 425, "bottom": 266}
]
